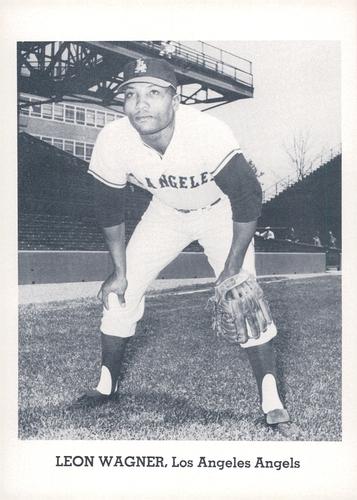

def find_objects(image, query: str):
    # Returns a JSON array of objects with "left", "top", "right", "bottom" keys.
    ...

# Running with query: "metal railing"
[
  {"left": 133, "top": 40, "right": 253, "bottom": 87},
  {"left": 262, "top": 144, "right": 342, "bottom": 203},
  {"left": 21, "top": 41, "right": 253, "bottom": 87}
]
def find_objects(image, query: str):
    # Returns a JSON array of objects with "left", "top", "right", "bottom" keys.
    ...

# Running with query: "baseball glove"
[{"left": 209, "top": 270, "right": 273, "bottom": 344}]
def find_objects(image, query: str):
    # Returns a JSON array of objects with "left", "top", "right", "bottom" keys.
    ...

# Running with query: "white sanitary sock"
[
  {"left": 95, "top": 366, "right": 112, "bottom": 395},
  {"left": 261, "top": 373, "right": 284, "bottom": 414}
]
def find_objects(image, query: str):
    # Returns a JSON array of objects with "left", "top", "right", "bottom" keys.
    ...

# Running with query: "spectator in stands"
[
  {"left": 159, "top": 41, "right": 176, "bottom": 59},
  {"left": 312, "top": 231, "right": 322, "bottom": 247},
  {"left": 260, "top": 226, "right": 275, "bottom": 240},
  {"left": 328, "top": 230, "right": 337, "bottom": 248},
  {"left": 286, "top": 226, "right": 298, "bottom": 243}
]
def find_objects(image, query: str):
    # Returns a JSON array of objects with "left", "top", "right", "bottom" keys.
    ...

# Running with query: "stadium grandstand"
[
  {"left": 260, "top": 152, "right": 341, "bottom": 246},
  {"left": 17, "top": 41, "right": 341, "bottom": 284},
  {"left": 257, "top": 151, "right": 341, "bottom": 269},
  {"left": 18, "top": 133, "right": 151, "bottom": 251}
]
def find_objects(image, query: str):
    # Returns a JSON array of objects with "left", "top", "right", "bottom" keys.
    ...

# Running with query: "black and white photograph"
[
  {"left": 17, "top": 39, "right": 341, "bottom": 441},
  {"left": 1, "top": 1, "right": 357, "bottom": 499}
]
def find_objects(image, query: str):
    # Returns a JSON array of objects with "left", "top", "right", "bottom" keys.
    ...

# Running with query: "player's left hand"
[
  {"left": 210, "top": 271, "right": 273, "bottom": 344},
  {"left": 216, "top": 262, "right": 242, "bottom": 287}
]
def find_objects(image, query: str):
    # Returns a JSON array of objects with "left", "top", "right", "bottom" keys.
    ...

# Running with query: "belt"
[{"left": 175, "top": 198, "right": 221, "bottom": 214}]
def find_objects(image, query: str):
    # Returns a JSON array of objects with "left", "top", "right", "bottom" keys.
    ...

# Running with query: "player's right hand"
[{"left": 97, "top": 272, "right": 128, "bottom": 310}]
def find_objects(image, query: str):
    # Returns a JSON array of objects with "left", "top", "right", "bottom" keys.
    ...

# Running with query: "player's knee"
[
  {"left": 107, "top": 292, "right": 126, "bottom": 310},
  {"left": 100, "top": 296, "right": 145, "bottom": 338},
  {"left": 105, "top": 292, "right": 142, "bottom": 315},
  {"left": 240, "top": 322, "right": 277, "bottom": 349},
  {"left": 100, "top": 322, "right": 137, "bottom": 338}
]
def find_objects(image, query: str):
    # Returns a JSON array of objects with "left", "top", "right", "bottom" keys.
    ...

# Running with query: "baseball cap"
[{"left": 118, "top": 57, "right": 177, "bottom": 91}]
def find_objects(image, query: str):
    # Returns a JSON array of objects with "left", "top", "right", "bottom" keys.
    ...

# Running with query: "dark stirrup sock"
[
  {"left": 245, "top": 340, "right": 284, "bottom": 413},
  {"left": 96, "top": 333, "right": 130, "bottom": 395}
]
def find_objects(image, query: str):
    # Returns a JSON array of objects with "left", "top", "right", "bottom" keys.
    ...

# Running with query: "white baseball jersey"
[{"left": 88, "top": 104, "right": 241, "bottom": 210}]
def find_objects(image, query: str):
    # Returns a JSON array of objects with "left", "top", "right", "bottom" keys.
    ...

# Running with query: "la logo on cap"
[{"left": 134, "top": 59, "right": 147, "bottom": 74}]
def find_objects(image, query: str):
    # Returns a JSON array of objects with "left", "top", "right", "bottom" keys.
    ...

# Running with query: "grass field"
[{"left": 18, "top": 274, "right": 341, "bottom": 441}]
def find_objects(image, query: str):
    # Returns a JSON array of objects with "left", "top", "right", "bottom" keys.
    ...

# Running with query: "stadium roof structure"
[{"left": 18, "top": 41, "right": 254, "bottom": 113}]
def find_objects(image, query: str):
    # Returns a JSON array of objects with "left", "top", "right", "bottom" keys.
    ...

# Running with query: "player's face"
[{"left": 123, "top": 83, "right": 179, "bottom": 136}]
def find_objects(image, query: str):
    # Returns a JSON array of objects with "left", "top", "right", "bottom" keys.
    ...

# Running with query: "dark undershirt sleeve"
[
  {"left": 92, "top": 177, "right": 126, "bottom": 228},
  {"left": 214, "top": 153, "right": 262, "bottom": 222}
]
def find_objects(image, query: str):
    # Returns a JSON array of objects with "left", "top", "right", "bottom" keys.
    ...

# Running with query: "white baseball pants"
[{"left": 100, "top": 196, "right": 276, "bottom": 348}]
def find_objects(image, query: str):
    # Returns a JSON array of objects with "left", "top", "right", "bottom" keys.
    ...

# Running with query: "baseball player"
[{"left": 73, "top": 57, "right": 290, "bottom": 426}]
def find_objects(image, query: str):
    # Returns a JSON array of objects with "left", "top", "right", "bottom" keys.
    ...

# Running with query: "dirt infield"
[{"left": 18, "top": 271, "right": 340, "bottom": 304}]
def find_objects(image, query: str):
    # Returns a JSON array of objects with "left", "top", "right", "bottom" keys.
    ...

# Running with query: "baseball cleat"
[
  {"left": 68, "top": 389, "right": 115, "bottom": 409},
  {"left": 265, "top": 408, "right": 290, "bottom": 425}
]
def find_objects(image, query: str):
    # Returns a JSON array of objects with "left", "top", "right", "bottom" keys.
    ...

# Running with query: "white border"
[{"left": 1, "top": 1, "right": 356, "bottom": 499}]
